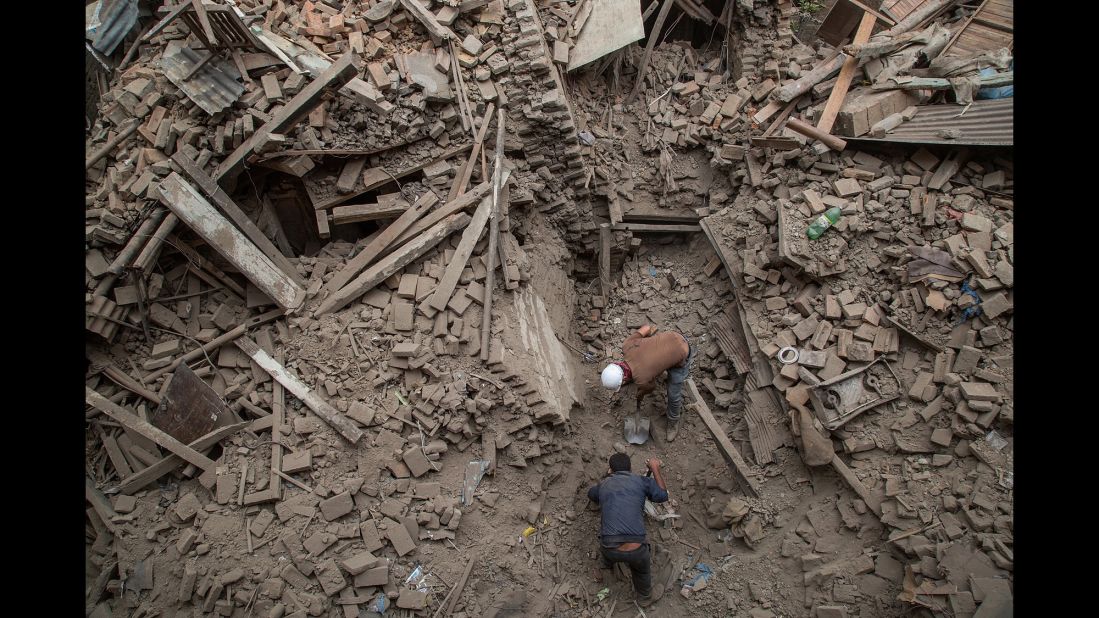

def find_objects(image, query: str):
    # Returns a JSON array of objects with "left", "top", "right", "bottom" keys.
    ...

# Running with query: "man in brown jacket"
[{"left": 601, "top": 325, "right": 695, "bottom": 441}]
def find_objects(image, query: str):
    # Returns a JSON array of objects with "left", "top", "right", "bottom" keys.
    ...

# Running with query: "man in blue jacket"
[{"left": 587, "top": 453, "right": 670, "bottom": 605}]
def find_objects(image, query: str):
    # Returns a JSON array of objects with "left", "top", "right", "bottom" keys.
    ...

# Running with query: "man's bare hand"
[{"left": 646, "top": 458, "right": 662, "bottom": 472}]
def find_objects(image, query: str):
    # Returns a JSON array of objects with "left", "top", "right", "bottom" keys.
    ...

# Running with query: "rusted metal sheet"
[
  {"left": 845, "top": 98, "right": 1012, "bottom": 146},
  {"left": 160, "top": 41, "right": 245, "bottom": 115},
  {"left": 152, "top": 364, "right": 226, "bottom": 444}
]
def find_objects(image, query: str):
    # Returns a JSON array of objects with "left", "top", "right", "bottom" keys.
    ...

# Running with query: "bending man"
[{"left": 601, "top": 325, "right": 695, "bottom": 441}]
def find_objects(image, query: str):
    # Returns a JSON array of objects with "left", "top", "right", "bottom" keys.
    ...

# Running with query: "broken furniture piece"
[{"left": 808, "top": 357, "right": 902, "bottom": 430}]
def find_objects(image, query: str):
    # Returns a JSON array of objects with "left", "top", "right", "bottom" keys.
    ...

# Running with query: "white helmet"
[{"left": 601, "top": 364, "right": 624, "bottom": 390}]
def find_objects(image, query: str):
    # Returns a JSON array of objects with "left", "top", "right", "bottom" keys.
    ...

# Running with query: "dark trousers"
[{"left": 600, "top": 543, "right": 652, "bottom": 596}]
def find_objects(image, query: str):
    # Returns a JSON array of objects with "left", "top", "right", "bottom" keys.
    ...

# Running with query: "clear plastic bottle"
[{"left": 806, "top": 207, "right": 842, "bottom": 240}]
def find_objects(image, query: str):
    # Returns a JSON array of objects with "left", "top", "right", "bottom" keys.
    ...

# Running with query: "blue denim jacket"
[{"left": 588, "top": 471, "right": 669, "bottom": 546}]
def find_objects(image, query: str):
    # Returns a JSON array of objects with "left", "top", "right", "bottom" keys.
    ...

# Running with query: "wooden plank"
[
  {"left": 816, "top": 10, "right": 878, "bottom": 135},
  {"left": 448, "top": 103, "right": 495, "bottom": 202},
  {"left": 610, "top": 223, "right": 701, "bottom": 233},
  {"left": 215, "top": 54, "right": 358, "bottom": 183},
  {"left": 316, "top": 212, "right": 471, "bottom": 314},
  {"left": 831, "top": 455, "right": 882, "bottom": 516},
  {"left": 621, "top": 210, "right": 699, "bottom": 224},
  {"left": 684, "top": 378, "right": 761, "bottom": 498},
  {"left": 336, "top": 157, "right": 368, "bottom": 194},
  {"left": 99, "top": 427, "right": 133, "bottom": 479},
  {"left": 599, "top": 223, "right": 612, "bottom": 294},
  {"left": 331, "top": 201, "right": 409, "bottom": 225},
  {"left": 428, "top": 196, "right": 494, "bottom": 312},
  {"left": 321, "top": 192, "right": 440, "bottom": 296},
  {"left": 391, "top": 176, "right": 497, "bottom": 248},
  {"left": 941, "top": 0, "right": 989, "bottom": 56},
  {"left": 761, "top": 97, "right": 801, "bottom": 137},
  {"left": 86, "top": 387, "right": 217, "bottom": 472},
  {"left": 314, "top": 144, "right": 472, "bottom": 211},
  {"left": 398, "top": 0, "right": 458, "bottom": 42},
  {"left": 143, "top": 308, "right": 285, "bottom": 381},
  {"left": 190, "top": 0, "right": 220, "bottom": 45},
  {"left": 750, "top": 136, "right": 801, "bottom": 150},
  {"left": 627, "top": 0, "right": 676, "bottom": 103},
  {"left": 235, "top": 338, "right": 364, "bottom": 444},
  {"left": 156, "top": 173, "right": 306, "bottom": 311},
  {"left": 772, "top": 53, "right": 845, "bottom": 103},
  {"left": 115, "top": 422, "right": 249, "bottom": 494},
  {"left": 86, "top": 477, "right": 120, "bottom": 534},
  {"left": 245, "top": 349, "right": 285, "bottom": 505},
  {"left": 480, "top": 107, "right": 506, "bottom": 361},
  {"left": 172, "top": 150, "right": 303, "bottom": 286}
]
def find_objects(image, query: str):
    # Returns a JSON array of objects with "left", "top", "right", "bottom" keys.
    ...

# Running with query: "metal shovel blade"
[{"left": 624, "top": 402, "right": 651, "bottom": 444}]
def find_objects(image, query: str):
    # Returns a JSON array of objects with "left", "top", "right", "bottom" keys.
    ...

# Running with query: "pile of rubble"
[{"left": 85, "top": 0, "right": 1013, "bottom": 616}]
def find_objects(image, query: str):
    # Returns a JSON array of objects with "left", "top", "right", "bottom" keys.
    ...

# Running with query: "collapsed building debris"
[{"left": 86, "top": 1, "right": 1012, "bottom": 616}]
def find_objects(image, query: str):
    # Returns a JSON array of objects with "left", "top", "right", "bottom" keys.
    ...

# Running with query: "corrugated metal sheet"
[
  {"left": 89, "top": 0, "right": 139, "bottom": 56},
  {"left": 846, "top": 98, "right": 1012, "bottom": 146},
  {"left": 160, "top": 42, "right": 245, "bottom": 115}
]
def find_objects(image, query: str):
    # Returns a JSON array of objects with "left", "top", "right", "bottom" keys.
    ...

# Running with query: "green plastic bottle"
[{"left": 806, "top": 207, "right": 842, "bottom": 240}]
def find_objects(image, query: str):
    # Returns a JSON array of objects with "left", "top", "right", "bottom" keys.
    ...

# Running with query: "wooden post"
[
  {"left": 131, "top": 213, "right": 179, "bottom": 274},
  {"left": 172, "top": 151, "right": 304, "bottom": 286},
  {"left": 315, "top": 212, "right": 472, "bottom": 315},
  {"left": 627, "top": 0, "right": 676, "bottom": 104},
  {"left": 106, "top": 209, "right": 168, "bottom": 276},
  {"left": 816, "top": 11, "right": 878, "bottom": 135},
  {"left": 480, "top": 107, "right": 506, "bottom": 362},
  {"left": 685, "top": 378, "right": 761, "bottom": 497},
  {"left": 115, "top": 422, "right": 249, "bottom": 494},
  {"left": 786, "top": 117, "right": 848, "bottom": 152},
  {"left": 598, "top": 223, "right": 612, "bottom": 295},
  {"left": 235, "top": 338, "right": 364, "bottom": 444},
  {"left": 215, "top": 54, "right": 358, "bottom": 183},
  {"left": 448, "top": 103, "right": 495, "bottom": 202},
  {"left": 156, "top": 173, "right": 306, "bottom": 311},
  {"left": 771, "top": 52, "right": 845, "bottom": 103}
]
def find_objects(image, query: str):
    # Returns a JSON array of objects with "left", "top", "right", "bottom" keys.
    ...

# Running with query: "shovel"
[{"left": 624, "top": 399, "right": 651, "bottom": 445}]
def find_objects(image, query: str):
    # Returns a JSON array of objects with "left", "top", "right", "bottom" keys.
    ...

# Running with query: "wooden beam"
[
  {"left": 331, "top": 201, "right": 409, "bottom": 225},
  {"left": 85, "top": 477, "right": 120, "bottom": 534},
  {"left": 610, "top": 223, "right": 701, "bottom": 233},
  {"left": 390, "top": 177, "right": 497, "bottom": 248},
  {"left": 429, "top": 196, "right": 494, "bottom": 313},
  {"left": 787, "top": 117, "right": 848, "bottom": 152},
  {"left": 98, "top": 427, "right": 133, "bottom": 479},
  {"left": 316, "top": 212, "right": 472, "bottom": 315},
  {"left": 107, "top": 209, "right": 168, "bottom": 276},
  {"left": 85, "top": 387, "right": 217, "bottom": 472},
  {"left": 627, "top": 0, "right": 676, "bottom": 104},
  {"left": 172, "top": 150, "right": 304, "bottom": 286},
  {"left": 244, "top": 348, "right": 285, "bottom": 505},
  {"left": 448, "top": 103, "right": 495, "bottom": 202},
  {"left": 761, "top": 96, "right": 801, "bottom": 137},
  {"left": 398, "top": 0, "right": 457, "bottom": 42},
  {"left": 86, "top": 120, "right": 139, "bottom": 170},
  {"left": 215, "top": 54, "right": 358, "bottom": 183},
  {"left": 480, "top": 107, "right": 506, "bottom": 361},
  {"left": 816, "top": 11, "right": 878, "bottom": 135},
  {"left": 131, "top": 213, "right": 179, "bottom": 274},
  {"left": 313, "top": 143, "right": 472, "bottom": 211},
  {"left": 598, "top": 223, "right": 612, "bottom": 294},
  {"left": 321, "top": 192, "right": 439, "bottom": 296},
  {"left": 101, "top": 364, "right": 162, "bottom": 406},
  {"left": 143, "top": 308, "right": 286, "bottom": 381},
  {"left": 115, "top": 421, "right": 249, "bottom": 494},
  {"left": 156, "top": 173, "right": 306, "bottom": 311},
  {"left": 845, "top": 0, "right": 896, "bottom": 26},
  {"left": 235, "top": 338, "right": 364, "bottom": 444},
  {"left": 685, "top": 378, "right": 761, "bottom": 498},
  {"left": 831, "top": 454, "right": 882, "bottom": 516},
  {"left": 145, "top": 2, "right": 191, "bottom": 41},
  {"left": 771, "top": 53, "right": 844, "bottom": 103}
]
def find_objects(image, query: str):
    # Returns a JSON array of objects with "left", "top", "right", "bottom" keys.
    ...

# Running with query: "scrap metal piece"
[
  {"left": 152, "top": 363, "right": 229, "bottom": 444},
  {"left": 808, "top": 357, "right": 902, "bottom": 430},
  {"left": 160, "top": 41, "right": 245, "bottom": 114}
]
